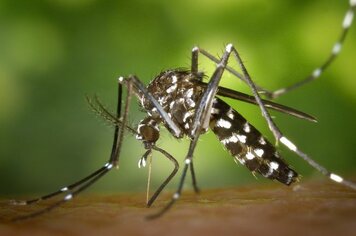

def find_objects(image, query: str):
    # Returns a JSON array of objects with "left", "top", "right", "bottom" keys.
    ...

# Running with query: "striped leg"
[
  {"left": 198, "top": 2, "right": 356, "bottom": 99},
  {"left": 10, "top": 77, "right": 132, "bottom": 221},
  {"left": 11, "top": 165, "right": 113, "bottom": 221},
  {"left": 267, "top": 1, "right": 356, "bottom": 98}
]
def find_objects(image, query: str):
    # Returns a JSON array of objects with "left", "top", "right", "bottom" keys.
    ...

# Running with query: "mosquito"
[{"left": 9, "top": 0, "right": 356, "bottom": 221}]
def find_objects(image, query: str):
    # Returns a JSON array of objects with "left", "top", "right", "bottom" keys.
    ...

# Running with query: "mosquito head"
[{"left": 136, "top": 117, "right": 160, "bottom": 149}]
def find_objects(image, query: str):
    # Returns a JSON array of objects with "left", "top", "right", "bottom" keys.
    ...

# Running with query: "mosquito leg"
[
  {"left": 10, "top": 164, "right": 112, "bottom": 206},
  {"left": 109, "top": 80, "right": 132, "bottom": 166},
  {"left": 146, "top": 166, "right": 188, "bottom": 220},
  {"left": 191, "top": 46, "right": 199, "bottom": 75},
  {"left": 197, "top": 4, "right": 355, "bottom": 99},
  {"left": 197, "top": 48, "right": 269, "bottom": 94},
  {"left": 148, "top": 127, "right": 210, "bottom": 219},
  {"left": 189, "top": 161, "right": 200, "bottom": 194},
  {"left": 11, "top": 78, "right": 134, "bottom": 221},
  {"left": 267, "top": 3, "right": 356, "bottom": 99},
  {"left": 12, "top": 166, "right": 111, "bottom": 222},
  {"left": 227, "top": 44, "right": 356, "bottom": 190},
  {"left": 189, "top": 46, "right": 203, "bottom": 194},
  {"left": 11, "top": 83, "right": 124, "bottom": 207},
  {"left": 146, "top": 146, "right": 179, "bottom": 207}
]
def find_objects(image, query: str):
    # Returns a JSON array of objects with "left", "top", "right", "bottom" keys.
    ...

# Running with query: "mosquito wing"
[{"left": 197, "top": 81, "right": 317, "bottom": 122}]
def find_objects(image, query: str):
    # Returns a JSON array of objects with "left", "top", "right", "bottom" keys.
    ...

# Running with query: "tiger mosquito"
[{"left": 9, "top": 0, "right": 356, "bottom": 221}]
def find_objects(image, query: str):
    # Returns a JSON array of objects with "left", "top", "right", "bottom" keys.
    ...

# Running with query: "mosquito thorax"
[{"left": 139, "top": 69, "right": 207, "bottom": 139}]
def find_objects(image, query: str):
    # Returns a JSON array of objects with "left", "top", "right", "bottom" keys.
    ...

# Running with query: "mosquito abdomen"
[{"left": 210, "top": 98, "right": 299, "bottom": 185}]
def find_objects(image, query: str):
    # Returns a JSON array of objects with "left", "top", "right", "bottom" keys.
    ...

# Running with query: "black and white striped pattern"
[
  {"left": 139, "top": 69, "right": 300, "bottom": 185},
  {"left": 140, "top": 70, "right": 207, "bottom": 139},
  {"left": 210, "top": 98, "right": 298, "bottom": 185}
]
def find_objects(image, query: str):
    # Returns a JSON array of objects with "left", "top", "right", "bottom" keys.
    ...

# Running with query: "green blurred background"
[{"left": 0, "top": 0, "right": 355, "bottom": 197}]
